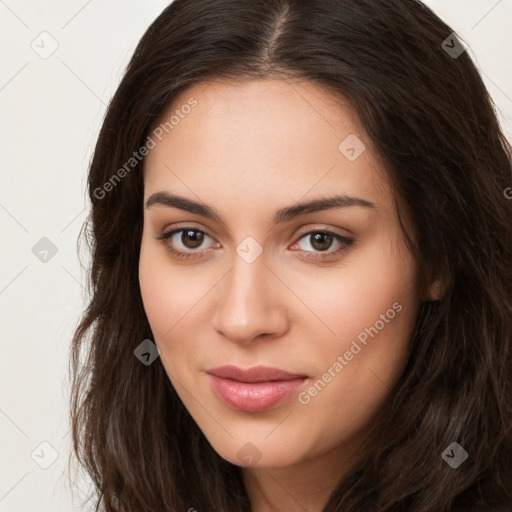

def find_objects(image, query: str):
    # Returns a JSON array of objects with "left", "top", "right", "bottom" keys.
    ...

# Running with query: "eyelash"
[{"left": 156, "top": 226, "right": 354, "bottom": 261}]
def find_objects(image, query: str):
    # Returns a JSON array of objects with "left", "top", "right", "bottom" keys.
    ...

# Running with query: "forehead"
[{"left": 143, "top": 79, "right": 392, "bottom": 215}]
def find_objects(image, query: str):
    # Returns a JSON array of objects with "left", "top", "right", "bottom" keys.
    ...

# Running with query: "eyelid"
[
  {"left": 156, "top": 225, "right": 218, "bottom": 247},
  {"left": 292, "top": 224, "right": 352, "bottom": 240},
  {"left": 289, "top": 229, "right": 353, "bottom": 258}
]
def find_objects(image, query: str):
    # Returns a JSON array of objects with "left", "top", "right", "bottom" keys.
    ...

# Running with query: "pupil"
[
  {"left": 311, "top": 232, "right": 332, "bottom": 251},
  {"left": 182, "top": 230, "right": 204, "bottom": 248}
]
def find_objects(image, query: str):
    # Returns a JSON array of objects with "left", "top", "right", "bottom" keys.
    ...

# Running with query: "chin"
[{"left": 203, "top": 429, "right": 310, "bottom": 469}]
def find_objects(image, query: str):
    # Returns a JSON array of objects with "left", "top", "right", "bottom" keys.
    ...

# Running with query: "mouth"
[{"left": 206, "top": 365, "right": 309, "bottom": 412}]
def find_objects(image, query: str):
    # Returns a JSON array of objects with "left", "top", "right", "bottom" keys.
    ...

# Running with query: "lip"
[{"left": 206, "top": 365, "right": 308, "bottom": 412}]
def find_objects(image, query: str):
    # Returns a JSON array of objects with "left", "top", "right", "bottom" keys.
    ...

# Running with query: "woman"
[{"left": 69, "top": 0, "right": 512, "bottom": 510}]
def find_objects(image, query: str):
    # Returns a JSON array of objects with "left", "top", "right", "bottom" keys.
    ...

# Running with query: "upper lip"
[{"left": 206, "top": 365, "right": 307, "bottom": 383}]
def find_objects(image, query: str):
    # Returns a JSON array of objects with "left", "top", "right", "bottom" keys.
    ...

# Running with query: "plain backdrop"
[{"left": 0, "top": 1, "right": 511, "bottom": 510}]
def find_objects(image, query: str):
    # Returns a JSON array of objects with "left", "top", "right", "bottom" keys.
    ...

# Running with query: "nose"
[{"left": 211, "top": 252, "right": 289, "bottom": 345}]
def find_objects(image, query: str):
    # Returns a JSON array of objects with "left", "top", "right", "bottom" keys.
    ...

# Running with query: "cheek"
[
  {"left": 139, "top": 237, "right": 192, "bottom": 340},
  {"left": 291, "top": 233, "right": 418, "bottom": 355},
  {"left": 291, "top": 239, "right": 418, "bottom": 436},
  {"left": 290, "top": 257, "right": 417, "bottom": 455},
  {"left": 138, "top": 236, "right": 216, "bottom": 367}
]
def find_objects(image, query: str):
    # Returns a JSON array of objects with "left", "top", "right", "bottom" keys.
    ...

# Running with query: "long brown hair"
[{"left": 69, "top": 0, "right": 512, "bottom": 510}]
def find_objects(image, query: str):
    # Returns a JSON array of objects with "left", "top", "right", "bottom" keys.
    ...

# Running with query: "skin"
[{"left": 139, "top": 79, "right": 433, "bottom": 511}]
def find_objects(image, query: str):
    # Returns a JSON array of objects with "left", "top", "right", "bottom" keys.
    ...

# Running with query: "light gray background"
[{"left": 0, "top": 1, "right": 511, "bottom": 510}]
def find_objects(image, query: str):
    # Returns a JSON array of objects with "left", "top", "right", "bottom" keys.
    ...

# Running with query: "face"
[{"left": 139, "top": 79, "right": 422, "bottom": 471}]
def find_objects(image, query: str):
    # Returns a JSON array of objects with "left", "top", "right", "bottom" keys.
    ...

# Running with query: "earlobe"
[{"left": 426, "top": 278, "right": 445, "bottom": 301}]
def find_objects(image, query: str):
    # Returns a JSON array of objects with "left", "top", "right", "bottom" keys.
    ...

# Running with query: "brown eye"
[
  {"left": 181, "top": 230, "right": 205, "bottom": 249},
  {"left": 156, "top": 227, "right": 217, "bottom": 259},
  {"left": 309, "top": 232, "right": 334, "bottom": 251},
  {"left": 293, "top": 230, "right": 353, "bottom": 260}
]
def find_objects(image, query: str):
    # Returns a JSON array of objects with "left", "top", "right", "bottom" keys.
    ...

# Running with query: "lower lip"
[{"left": 207, "top": 374, "right": 307, "bottom": 412}]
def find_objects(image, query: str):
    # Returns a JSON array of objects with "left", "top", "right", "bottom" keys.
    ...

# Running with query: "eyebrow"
[{"left": 145, "top": 191, "right": 376, "bottom": 224}]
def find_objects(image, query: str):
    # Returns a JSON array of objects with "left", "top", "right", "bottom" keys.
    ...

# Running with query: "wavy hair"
[{"left": 69, "top": 0, "right": 512, "bottom": 510}]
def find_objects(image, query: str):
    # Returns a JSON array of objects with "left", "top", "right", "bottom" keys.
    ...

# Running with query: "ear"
[{"left": 425, "top": 277, "right": 445, "bottom": 302}]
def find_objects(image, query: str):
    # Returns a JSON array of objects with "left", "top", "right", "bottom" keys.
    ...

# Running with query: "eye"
[
  {"left": 291, "top": 230, "right": 353, "bottom": 260},
  {"left": 155, "top": 226, "right": 353, "bottom": 261},
  {"left": 156, "top": 228, "right": 218, "bottom": 259}
]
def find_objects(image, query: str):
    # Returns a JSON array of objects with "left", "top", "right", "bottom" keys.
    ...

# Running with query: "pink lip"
[{"left": 206, "top": 365, "right": 308, "bottom": 412}]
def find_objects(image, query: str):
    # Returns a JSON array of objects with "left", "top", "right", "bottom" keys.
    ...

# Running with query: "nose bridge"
[{"left": 212, "top": 248, "right": 287, "bottom": 343}]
